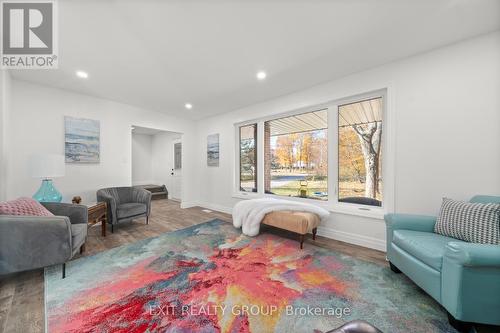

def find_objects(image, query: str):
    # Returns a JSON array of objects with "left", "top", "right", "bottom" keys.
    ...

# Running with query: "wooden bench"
[{"left": 262, "top": 211, "right": 320, "bottom": 249}]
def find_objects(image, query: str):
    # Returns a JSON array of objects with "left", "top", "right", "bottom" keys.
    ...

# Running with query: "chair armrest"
[
  {"left": 0, "top": 215, "right": 72, "bottom": 274},
  {"left": 384, "top": 213, "right": 437, "bottom": 232},
  {"left": 132, "top": 188, "right": 152, "bottom": 215},
  {"left": 97, "top": 191, "right": 118, "bottom": 224},
  {"left": 445, "top": 242, "right": 500, "bottom": 267},
  {"left": 41, "top": 202, "right": 88, "bottom": 224},
  {"left": 442, "top": 241, "right": 500, "bottom": 323}
]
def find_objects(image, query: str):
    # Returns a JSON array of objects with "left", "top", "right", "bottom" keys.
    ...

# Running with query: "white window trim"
[
  {"left": 233, "top": 87, "right": 395, "bottom": 220},
  {"left": 234, "top": 122, "right": 260, "bottom": 197}
]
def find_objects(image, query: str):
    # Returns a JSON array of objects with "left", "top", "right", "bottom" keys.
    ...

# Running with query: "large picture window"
[
  {"left": 338, "top": 97, "right": 383, "bottom": 206},
  {"left": 235, "top": 90, "right": 388, "bottom": 215},
  {"left": 239, "top": 124, "right": 257, "bottom": 192},
  {"left": 264, "top": 110, "right": 328, "bottom": 201}
]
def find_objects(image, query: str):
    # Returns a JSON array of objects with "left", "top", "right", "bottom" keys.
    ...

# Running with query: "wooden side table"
[{"left": 85, "top": 202, "right": 108, "bottom": 237}]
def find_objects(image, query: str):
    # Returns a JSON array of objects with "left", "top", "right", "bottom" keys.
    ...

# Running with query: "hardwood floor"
[{"left": 2, "top": 199, "right": 494, "bottom": 333}]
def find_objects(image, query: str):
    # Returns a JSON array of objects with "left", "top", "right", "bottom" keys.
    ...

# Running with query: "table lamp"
[{"left": 30, "top": 154, "right": 65, "bottom": 202}]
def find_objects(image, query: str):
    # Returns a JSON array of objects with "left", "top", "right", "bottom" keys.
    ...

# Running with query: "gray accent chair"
[
  {"left": 96, "top": 187, "right": 152, "bottom": 233},
  {"left": 0, "top": 202, "right": 88, "bottom": 279}
]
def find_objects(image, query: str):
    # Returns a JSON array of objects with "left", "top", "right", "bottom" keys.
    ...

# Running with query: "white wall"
[
  {"left": 4, "top": 32, "right": 499, "bottom": 252},
  {"left": 192, "top": 32, "right": 500, "bottom": 251},
  {"left": 6, "top": 80, "right": 197, "bottom": 204},
  {"left": 0, "top": 70, "right": 12, "bottom": 201},
  {"left": 132, "top": 133, "right": 154, "bottom": 185}
]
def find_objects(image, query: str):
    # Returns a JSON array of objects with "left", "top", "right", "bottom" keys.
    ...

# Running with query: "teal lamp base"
[{"left": 33, "top": 179, "right": 62, "bottom": 203}]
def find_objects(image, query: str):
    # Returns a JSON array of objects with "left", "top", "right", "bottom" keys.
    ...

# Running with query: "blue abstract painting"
[
  {"left": 64, "top": 116, "right": 100, "bottom": 163},
  {"left": 207, "top": 133, "right": 219, "bottom": 166}
]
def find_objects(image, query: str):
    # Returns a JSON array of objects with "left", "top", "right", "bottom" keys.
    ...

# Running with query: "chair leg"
[
  {"left": 389, "top": 262, "right": 402, "bottom": 273},
  {"left": 447, "top": 312, "right": 473, "bottom": 333},
  {"left": 146, "top": 215, "right": 149, "bottom": 225},
  {"left": 299, "top": 234, "right": 304, "bottom": 249},
  {"left": 80, "top": 244, "right": 85, "bottom": 254},
  {"left": 62, "top": 263, "right": 66, "bottom": 279},
  {"left": 312, "top": 227, "right": 317, "bottom": 240},
  {"left": 111, "top": 224, "right": 114, "bottom": 233}
]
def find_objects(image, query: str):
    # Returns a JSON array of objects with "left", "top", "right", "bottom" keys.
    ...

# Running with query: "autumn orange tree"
[{"left": 275, "top": 134, "right": 296, "bottom": 171}]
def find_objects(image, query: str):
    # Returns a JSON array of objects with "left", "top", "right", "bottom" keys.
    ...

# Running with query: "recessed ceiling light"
[
  {"left": 185, "top": 103, "right": 193, "bottom": 110},
  {"left": 256, "top": 71, "right": 267, "bottom": 80},
  {"left": 76, "top": 70, "right": 88, "bottom": 79}
]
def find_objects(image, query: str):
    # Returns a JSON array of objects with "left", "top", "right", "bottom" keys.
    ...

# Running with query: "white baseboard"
[
  {"left": 180, "top": 201, "right": 385, "bottom": 252},
  {"left": 180, "top": 201, "right": 198, "bottom": 209},
  {"left": 317, "top": 226, "right": 386, "bottom": 252},
  {"left": 194, "top": 201, "right": 233, "bottom": 215}
]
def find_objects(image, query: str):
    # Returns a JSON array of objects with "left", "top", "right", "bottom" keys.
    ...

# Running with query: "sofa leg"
[
  {"left": 62, "top": 263, "right": 66, "bottom": 279},
  {"left": 312, "top": 227, "right": 317, "bottom": 240},
  {"left": 447, "top": 312, "right": 473, "bottom": 333},
  {"left": 111, "top": 224, "right": 114, "bottom": 233},
  {"left": 299, "top": 234, "right": 304, "bottom": 249},
  {"left": 146, "top": 216, "right": 149, "bottom": 225},
  {"left": 389, "top": 262, "right": 401, "bottom": 273},
  {"left": 80, "top": 244, "right": 85, "bottom": 254}
]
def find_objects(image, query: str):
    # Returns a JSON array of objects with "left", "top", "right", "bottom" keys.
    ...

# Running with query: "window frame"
[
  {"left": 329, "top": 90, "right": 389, "bottom": 218},
  {"left": 235, "top": 122, "right": 260, "bottom": 197},
  {"left": 233, "top": 88, "right": 394, "bottom": 219}
]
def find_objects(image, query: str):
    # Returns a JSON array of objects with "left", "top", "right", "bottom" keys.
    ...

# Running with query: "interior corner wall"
[
  {"left": 0, "top": 70, "right": 12, "bottom": 202},
  {"left": 193, "top": 31, "right": 500, "bottom": 251},
  {"left": 6, "top": 80, "right": 197, "bottom": 203},
  {"left": 132, "top": 133, "right": 154, "bottom": 185}
]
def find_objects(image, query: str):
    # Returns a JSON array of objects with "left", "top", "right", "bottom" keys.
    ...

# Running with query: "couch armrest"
[
  {"left": 41, "top": 202, "right": 88, "bottom": 224},
  {"left": 132, "top": 188, "right": 152, "bottom": 215},
  {"left": 445, "top": 242, "right": 500, "bottom": 267},
  {"left": 384, "top": 213, "right": 437, "bottom": 232},
  {"left": 0, "top": 215, "right": 72, "bottom": 275}
]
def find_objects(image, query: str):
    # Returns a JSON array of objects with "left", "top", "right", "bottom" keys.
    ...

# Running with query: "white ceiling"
[{"left": 10, "top": 0, "right": 500, "bottom": 120}]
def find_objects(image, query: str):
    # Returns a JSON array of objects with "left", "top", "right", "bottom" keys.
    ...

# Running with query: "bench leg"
[
  {"left": 312, "top": 228, "right": 317, "bottom": 240},
  {"left": 299, "top": 234, "right": 304, "bottom": 249}
]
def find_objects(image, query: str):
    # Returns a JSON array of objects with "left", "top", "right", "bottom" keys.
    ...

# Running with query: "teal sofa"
[{"left": 385, "top": 195, "right": 500, "bottom": 332}]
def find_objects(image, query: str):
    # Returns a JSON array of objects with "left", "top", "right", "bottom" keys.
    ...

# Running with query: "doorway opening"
[{"left": 131, "top": 125, "right": 183, "bottom": 201}]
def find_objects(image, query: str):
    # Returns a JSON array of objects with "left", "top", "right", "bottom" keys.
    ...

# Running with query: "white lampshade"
[{"left": 30, "top": 154, "right": 65, "bottom": 179}]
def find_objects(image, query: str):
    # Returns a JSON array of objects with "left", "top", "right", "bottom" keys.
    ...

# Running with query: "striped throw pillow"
[{"left": 434, "top": 198, "right": 500, "bottom": 244}]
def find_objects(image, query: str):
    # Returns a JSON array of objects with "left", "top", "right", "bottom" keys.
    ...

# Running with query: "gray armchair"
[
  {"left": 0, "top": 202, "right": 88, "bottom": 278},
  {"left": 96, "top": 187, "right": 151, "bottom": 233}
]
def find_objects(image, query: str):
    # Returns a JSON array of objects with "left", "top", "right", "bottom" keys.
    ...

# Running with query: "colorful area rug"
[{"left": 45, "top": 219, "right": 456, "bottom": 333}]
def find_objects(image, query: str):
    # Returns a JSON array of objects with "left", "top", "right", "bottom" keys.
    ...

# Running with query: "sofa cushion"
[
  {"left": 434, "top": 198, "right": 500, "bottom": 245},
  {"left": 0, "top": 197, "right": 54, "bottom": 217},
  {"left": 70, "top": 224, "right": 87, "bottom": 252},
  {"left": 117, "top": 203, "right": 147, "bottom": 219},
  {"left": 262, "top": 211, "right": 320, "bottom": 234},
  {"left": 393, "top": 230, "right": 465, "bottom": 271}
]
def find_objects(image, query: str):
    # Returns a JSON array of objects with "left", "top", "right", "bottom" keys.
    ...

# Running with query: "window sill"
[
  {"left": 232, "top": 192, "right": 261, "bottom": 200},
  {"left": 231, "top": 193, "right": 386, "bottom": 220},
  {"left": 329, "top": 206, "right": 385, "bottom": 220}
]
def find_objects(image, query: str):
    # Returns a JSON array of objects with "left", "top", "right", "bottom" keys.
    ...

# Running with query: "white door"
[{"left": 170, "top": 140, "right": 182, "bottom": 201}]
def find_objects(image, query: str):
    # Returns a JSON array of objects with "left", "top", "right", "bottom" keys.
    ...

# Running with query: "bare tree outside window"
[
  {"left": 239, "top": 124, "right": 257, "bottom": 192},
  {"left": 338, "top": 97, "right": 383, "bottom": 206}
]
